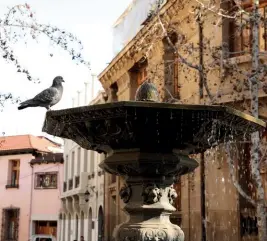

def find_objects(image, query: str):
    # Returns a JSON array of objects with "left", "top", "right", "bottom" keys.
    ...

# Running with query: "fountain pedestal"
[
  {"left": 101, "top": 150, "right": 198, "bottom": 241},
  {"left": 42, "top": 101, "right": 265, "bottom": 241}
]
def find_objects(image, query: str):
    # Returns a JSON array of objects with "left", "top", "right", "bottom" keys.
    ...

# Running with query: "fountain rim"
[{"left": 45, "top": 101, "right": 266, "bottom": 128}]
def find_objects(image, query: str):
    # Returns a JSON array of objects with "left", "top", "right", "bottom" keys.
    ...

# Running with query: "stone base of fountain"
[{"left": 100, "top": 150, "right": 198, "bottom": 241}]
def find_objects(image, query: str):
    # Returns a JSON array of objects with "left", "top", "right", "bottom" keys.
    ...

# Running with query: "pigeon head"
[{"left": 52, "top": 76, "right": 65, "bottom": 86}]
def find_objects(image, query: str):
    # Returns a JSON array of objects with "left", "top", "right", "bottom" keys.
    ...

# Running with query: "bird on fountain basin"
[{"left": 18, "top": 76, "right": 64, "bottom": 111}]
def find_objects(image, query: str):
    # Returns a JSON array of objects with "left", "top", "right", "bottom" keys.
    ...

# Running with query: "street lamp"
[{"left": 84, "top": 190, "right": 90, "bottom": 203}]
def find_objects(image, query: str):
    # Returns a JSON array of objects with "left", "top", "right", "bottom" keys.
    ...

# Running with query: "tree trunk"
[{"left": 250, "top": 1, "right": 267, "bottom": 240}]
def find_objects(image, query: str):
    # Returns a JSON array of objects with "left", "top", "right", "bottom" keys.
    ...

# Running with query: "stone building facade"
[
  {"left": 59, "top": 92, "right": 105, "bottom": 241},
  {"left": 98, "top": 0, "right": 267, "bottom": 241}
]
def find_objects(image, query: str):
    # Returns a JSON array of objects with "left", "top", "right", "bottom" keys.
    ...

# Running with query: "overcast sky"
[{"left": 0, "top": 0, "right": 132, "bottom": 137}]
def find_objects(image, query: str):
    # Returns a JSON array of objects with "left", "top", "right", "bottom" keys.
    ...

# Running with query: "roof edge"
[
  {"left": 0, "top": 148, "right": 36, "bottom": 156},
  {"left": 97, "top": 0, "right": 172, "bottom": 84}
]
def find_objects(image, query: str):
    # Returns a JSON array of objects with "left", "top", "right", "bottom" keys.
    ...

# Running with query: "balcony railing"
[
  {"left": 68, "top": 178, "right": 73, "bottom": 190},
  {"left": 75, "top": 176, "right": 80, "bottom": 188},
  {"left": 63, "top": 181, "right": 67, "bottom": 192}
]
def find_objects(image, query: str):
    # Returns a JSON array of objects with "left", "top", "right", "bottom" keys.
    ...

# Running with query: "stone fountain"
[{"left": 42, "top": 84, "right": 265, "bottom": 241}]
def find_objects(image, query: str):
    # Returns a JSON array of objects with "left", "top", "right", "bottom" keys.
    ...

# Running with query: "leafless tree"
[
  {"left": 0, "top": 3, "right": 90, "bottom": 107},
  {"left": 136, "top": 0, "right": 267, "bottom": 240}
]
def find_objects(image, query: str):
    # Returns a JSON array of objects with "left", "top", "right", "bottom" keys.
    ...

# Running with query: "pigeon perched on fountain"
[{"left": 18, "top": 76, "right": 64, "bottom": 111}]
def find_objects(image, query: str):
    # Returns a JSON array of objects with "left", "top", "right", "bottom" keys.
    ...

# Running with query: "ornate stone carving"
[
  {"left": 142, "top": 184, "right": 162, "bottom": 204},
  {"left": 119, "top": 185, "right": 132, "bottom": 203},
  {"left": 168, "top": 185, "right": 178, "bottom": 205},
  {"left": 119, "top": 228, "right": 140, "bottom": 241},
  {"left": 116, "top": 225, "right": 184, "bottom": 241},
  {"left": 116, "top": 163, "right": 140, "bottom": 175},
  {"left": 143, "top": 229, "right": 167, "bottom": 241},
  {"left": 79, "top": 203, "right": 87, "bottom": 213},
  {"left": 43, "top": 102, "right": 260, "bottom": 156},
  {"left": 102, "top": 152, "right": 198, "bottom": 177},
  {"left": 124, "top": 237, "right": 136, "bottom": 241}
]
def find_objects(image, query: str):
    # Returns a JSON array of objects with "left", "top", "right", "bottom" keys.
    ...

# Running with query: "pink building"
[{"left": 0, "top": 135, "right": 64, "bottom": 241}]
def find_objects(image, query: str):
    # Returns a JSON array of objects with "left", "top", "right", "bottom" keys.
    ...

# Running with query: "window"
[
  {"left": 130, "top": 58, "right": 148, "bottom": 86},
  {"left": 35, "top": 172, "right": 57, "bottom": 189},
  {"left": 136, "top": 61, "right": 148, "bottom": 86},
  {"left": 35, "top": 220, "right": 57, "bottom": 239},
  {"left": 68, "top": 178, "right": 73, "bottom": 190},
  {"left": 137, "top": 65, "right": 147, "bottom": 86},
  {"left": 1, "top": 208, "right": 20, "bottom": 241},
  {"left": 6, "top": 160, "right": 20, "bottom": 188},
  {"left": 228, "top": 0, "right": 267, "bottom": 55},
  {"left": 63, "top": 181, "right": 67, "bottom": 192},
  {"left": 162, "top": 34, "right": 180, "bottom": 99}
]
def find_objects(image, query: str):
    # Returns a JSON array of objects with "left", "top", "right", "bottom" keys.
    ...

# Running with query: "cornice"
[{"left": 98, "top": 0, "right": 178, "bottom": 90}]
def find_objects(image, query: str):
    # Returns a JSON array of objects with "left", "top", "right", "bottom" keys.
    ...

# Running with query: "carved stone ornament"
[
  {"left": 168, "top": 185, "right": 178, "bottom": 205},
  {"left": 143, "top": 229, "right": 167, "bottom": 241},
  {"left": 117, "top": 225, "right": 184, "bottom": 241},
  {"left": 124, "top": 237, "right": 136, "bottom": 241},
  {"left": 142, "top": 183, "right": 162, "bottom": 204},
  {"left": 119, "top": 185, "right": 132, "bottom": 203},
  {"left": 119, "top": 228, "right": 140, "bottom": 241}
]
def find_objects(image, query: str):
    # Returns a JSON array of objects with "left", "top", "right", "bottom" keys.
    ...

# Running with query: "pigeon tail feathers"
[{"left": 17, "top": 99, "right": 39, "bottom": 110}]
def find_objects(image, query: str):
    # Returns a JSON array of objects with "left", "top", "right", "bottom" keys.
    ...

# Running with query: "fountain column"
[{"left": 100, "top": 150, "right": 198, "bottom": 241}]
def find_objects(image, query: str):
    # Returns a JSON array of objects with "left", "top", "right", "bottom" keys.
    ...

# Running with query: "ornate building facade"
[
  {"left": 59, "top": 91, "right": 106, "bottom": 241},
  {"left": 98, "top": 0, "right": 267, "bottom": 241}
]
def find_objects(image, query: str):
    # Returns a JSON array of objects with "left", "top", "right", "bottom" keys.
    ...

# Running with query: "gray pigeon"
[{"left": 18, "top": 76, "right": 64, "bottom": 110}]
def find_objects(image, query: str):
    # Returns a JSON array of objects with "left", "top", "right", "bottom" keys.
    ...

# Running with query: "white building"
[{"left": 59, "top": 77, "right": 106, "bottom": 241}]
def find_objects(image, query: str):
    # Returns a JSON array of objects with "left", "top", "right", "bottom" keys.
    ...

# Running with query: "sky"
[{"left": 0, "top": 0, "right": 132, "bottom": 137}]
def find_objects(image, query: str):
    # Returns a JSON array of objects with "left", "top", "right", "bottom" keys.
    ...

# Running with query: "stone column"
[{"left": 100, "top": 150, "right": 198, "bottom": 241}]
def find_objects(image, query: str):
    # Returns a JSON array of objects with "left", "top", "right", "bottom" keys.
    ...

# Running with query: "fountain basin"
[
  {"left": 42, "top": 101, "right": 266, "bottom": 241},
  {"left": 43, "top": 101, "right": 265, "bottom": 155}
]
